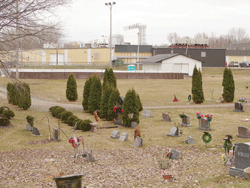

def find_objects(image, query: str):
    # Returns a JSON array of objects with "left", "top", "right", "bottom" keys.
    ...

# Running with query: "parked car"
[
  {"left": 240, "top": 61, "right": 250, "bottom": 67},
  {"left": 229, "top": 61, "right": 239, "bottom": 67}
]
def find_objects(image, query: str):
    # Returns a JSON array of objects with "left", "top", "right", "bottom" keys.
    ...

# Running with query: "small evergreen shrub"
[
  {"left": 2, "top": 110, "right": 15, "bottom": 120},
  {"left": 26, "top": 115, "right": 34, "bottom": 127},
  {"left": 18, "top": 82, "right": 31, "bottom": 110},
  {"left": 66, "top": 73, "right": 78, "bottom": 101},
  {"left": 60, "top": 111, "right": 73, "bottom": 123},
  {"left": 67, "top": 115, "right": 78, "bottom": 127},
  {"left": 0, "top": 117, "right": 10, "bottom": 126},
  {"left": 76, "top": 119, "right": 92, "bottom": 131},
  {"left": 72, "top": 118, "right": 80, "bottom": 127},
  {"left": 0, "top": 106, "right": 10, "bottom": 114},
  {"left": 49, "top": 106, "right": 66, "bottom": 118}
]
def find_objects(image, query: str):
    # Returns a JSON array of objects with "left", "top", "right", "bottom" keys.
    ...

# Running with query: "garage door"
[{"left": 49, "top": 54, "right": 64, "bottom": 65}]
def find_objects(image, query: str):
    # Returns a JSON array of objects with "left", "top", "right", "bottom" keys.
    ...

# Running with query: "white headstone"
[
  {"left": 167, "top": 127, "right": 179, "bottom": 137},
  {"left": 26, "top": 124, "right": 33, "bottom": 131},
  {"left": 133, "top": 136, "right": 143, "bottom": 147},
  {"left": 119, "top": 132, "right": 128, "bottom": 142},
  {"left": 187, "top": 136, "right": 195, "bottom": 144},
  {"left": 141, "top": 110, "right": 153, "bottom": 117},
  {"left": 111, "top": 130, "right": 120, "bottom": 139}
]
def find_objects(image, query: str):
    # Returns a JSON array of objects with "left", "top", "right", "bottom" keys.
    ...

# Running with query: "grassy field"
[{"left": 1, "top": 67, "right": 250, "bottom": 187}]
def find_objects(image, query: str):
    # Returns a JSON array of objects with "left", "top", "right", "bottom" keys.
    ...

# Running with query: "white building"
[
  {"left": 123, "top": 23, "right": 146, "bottom": 45},
  {"left": 137, "top": 54, "right": 202, "bottom": 76}
]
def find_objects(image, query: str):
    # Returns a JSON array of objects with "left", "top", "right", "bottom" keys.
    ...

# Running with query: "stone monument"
[
  {"left": 119, "top": 132, "right": 128, "bottom": 142},
  {"left": 234, "top": 102, "right": 244, "bottom": 112},
  {"left": 237, "top": 126, "right": 250, "bottom": 138},
  {"left": 167, "top": 127, "right": 179, "bottom": 137},
  {"left": 110, "top": 130, "right": 120, "bottom": 139},
  {"left": 141, "top": 110, "right": 153, "bottom": 117},
  {"left": 161, "top": 113, "right": 172, "bottom": 122},
  {"left": 179, "top": 114, "right": 192, "bottom": 127},
  {"left": 198, "top": 118, "right": 211, "bottom": 131}
]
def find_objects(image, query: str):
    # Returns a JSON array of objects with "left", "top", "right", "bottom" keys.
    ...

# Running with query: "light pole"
[
  {"left": 137, "top": 32, "right": 140, "bottom": 70},
  {"left": 105, "top": 2, "right": 116, "bottom": 68}
]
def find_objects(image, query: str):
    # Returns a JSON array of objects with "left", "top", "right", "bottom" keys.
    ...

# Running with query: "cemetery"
[{"left": 1, "top": 67, "right": 250, "bottom": 187}]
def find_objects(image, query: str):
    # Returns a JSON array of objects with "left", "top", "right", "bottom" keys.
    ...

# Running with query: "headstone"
[
  {"left": 226, "top": 156, "right": 235, "bottom": 166},
  {"left": 119, "top": 132, "right": 128, "bottom": 142},
  {"left": 158, "top": 159, "right": 170, "bottom": 169},
  {"left": 180, "top": 114, "right": 192, "bottom": 127},
  {"left": 131, "top": 122, "right": 137, "bottom": 129},
  {"left": 187, "top": 136, "right": 196, "bottom": 144},
  {"left": 32, "top": 127, "right": 40, "bottom": 135},
  {"left": 229, "top": 143, "right": 250, "bottom": 179},
  {"left": 198, "top": 118, "right": 211, "bottom": 131},
  {"left": 114, "top": 112, "right": 123, "bottom": 126},
  {"left": 237, "top": 126, "right": 250, "bottom": 138},
  {"left": 234, "top": 102, "right": 244, "bottom": 112},
  {"left": 171, "top": 150, "right": 180, "bottom": 159},
  {"left": 53, "top": 128, "right": 60, "bottom": 141},
  {"left": 161, "top": 113, "right": 172, "bottom": 122},
  {"left": 26, "top": 124, "right": 33, "bottom": 131},
  {"left": 167, "top": 127, "right": 179, "bottom": 137},
  {"left": 110, "top": 130, "right": 120, "bottom": 139},
  {"left": 141, "top": 110, "right": 153, "bottom": 117},
  {"left": 133, "top": 136, "right": 143, "bottom": 147},
  {"left": 90, "top": 123, "right": 98, "bottom": 133}
]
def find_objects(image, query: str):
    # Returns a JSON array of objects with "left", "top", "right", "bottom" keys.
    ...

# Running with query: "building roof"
[
  {"left": 115, "top": 45, "right": 152, "bottom": 53},
  {"left": 137, "top": 53, "right": 201, "bottom": 64}
]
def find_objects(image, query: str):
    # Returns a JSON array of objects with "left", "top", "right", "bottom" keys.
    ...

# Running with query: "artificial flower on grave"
[
  {"left": 161, "top": 170, "right": 172, "bottom": 180},
  {"left": 113, "top": 106, "right": 118, "bottom": 113},
  {"left": 196, "top": 112, "right": 203, "bottom": 119},
  {"left": 166, "top": 149, "right": 172, "bottom": 159},
  {"left": 68, "top": 135, "right": 81, "bottom": 148},
  {"left": 239, "top": 97, "right": 247, "bottom": 103},
  {"left": 204, "top": 114, "right": 213, "bottom": 121}
]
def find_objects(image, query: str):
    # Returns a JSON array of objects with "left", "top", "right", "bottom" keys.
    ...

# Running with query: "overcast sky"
[{"left": 57, "top": 0, "right": 250, "bottom": 45}]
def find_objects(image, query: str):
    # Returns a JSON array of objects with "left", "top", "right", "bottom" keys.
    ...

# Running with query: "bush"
[
  {"left": 67, "top": 115, "right": 78, "bottom": 127},
  {"left": 0, "top": 106, "right": 10, "bottom": 114},
  {"left": 49, "top": 106, "right": 66, "bottom": 118},
  {"left": 0, "top": 117, "right": 10, "bottom": 126},
  {"left": 60, "top": 111, "right": 73, "bottom": 123},
  {"left": 82, "top": 76, "right": 93, "bottom": 110},
  {"left": 66, "top": 73, "right": 78, "bottom": 101},
  {"left": 26, "top": 115, "right": 34, "bottom": 127},
  {"left": 100, "top": 83, "right": 113, "bottom": 119},
  {"left": 17, "top": 82, "right": 31, "bottom": 110},
  {"left": 222, "top": 67, "right": 235, "bottom": 102},
  {"left": 88, "top": 75, "right": 102, "bottom": 113},
  {"left": 107, "top": 88, "right": 120, "bottom": 121},
  {"left": 76, "top": 119, "right": 92, "bottom": 131},
  {"left": 2, "top": 110, "right": 15, "bottom": 120},
  {"left": 72, "top": 118, "right": 80, "bottom": 127},
  {"left": 192, "top": 65, "right": 204, "bottom": 104}
]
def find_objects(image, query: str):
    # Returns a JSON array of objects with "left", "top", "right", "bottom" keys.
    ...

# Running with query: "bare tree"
[
  {"left": 167, "top": 32, "right": 179, "bottom": 44},
  {"left": 228, "top": 27, "right": 248, "bottom": 43},
  {"left": 193, "top": 32, "right": 208, "bottom": 39},
  {"left": 0, "top": 0, "right": 73, "bottom": 78}
]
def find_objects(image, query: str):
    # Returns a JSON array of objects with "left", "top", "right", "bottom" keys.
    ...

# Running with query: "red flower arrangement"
[
  {"left": 205, "top": 114, "right": 213, "bottom": 121},
  {"left": 113, "top": 106, "right": 123, "bottom": 113},
  {"left": 196, "top": 112, "right": 203, "bottom": 119},
  {"left": 68, "top": 136, "right": 82, "bottom": 148}
]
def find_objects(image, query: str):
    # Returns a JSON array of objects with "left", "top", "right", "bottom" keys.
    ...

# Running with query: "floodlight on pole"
[{"left": 105, "top": 2, "right": 116, "bottom": 68}]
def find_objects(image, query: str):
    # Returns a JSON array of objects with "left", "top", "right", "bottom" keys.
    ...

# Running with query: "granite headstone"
[
  {"left": 133, "top": 136, "right": 143, "bottom": 147},
  {"left": 32, "top": 127, "right": 40, "bottom": 135},
  {"left": 26, "top": 124, "right": 33, "bottom": 131},
  {"left": 161, "top": 113, "right": 172, "bottom": 122},
  {"left": 90, "top": 123, "right": 98, "bottom": 133},
  {"left": 119, "top": 132, "right": 128, "bottom": 142},
  {"left": 187, "top": 136, "right": 196, "bottom": 144},
  {"left": 198, "top": 118, "right": 211, "bottom": 131},
  {"left": 180, "top": 114, "right": 192, "bottom": 127},
  {"left": 234, "top": 102, "right": 244, "bottom": 112},
  {"left": 141, "top": 110, "right": 153, "bottom": 117},
  {"left": 111, "top": 130, "right": 120, "bottom": 139},
  {"left": 171, "top": 150, "right": 180, "bottom": 159},
  {"left": 131, "top": 122, "right": 137, "bottom": 129},
  {"left": 167, "top": 127, "right": 179, "bottom": 137},
  {"left": 237, "top": 126, "right": 250, "bottom": 138}
]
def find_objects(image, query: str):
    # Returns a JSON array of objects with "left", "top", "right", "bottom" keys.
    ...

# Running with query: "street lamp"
[{"left": 105, "top": 2, "right": 116, "bottom": 68}]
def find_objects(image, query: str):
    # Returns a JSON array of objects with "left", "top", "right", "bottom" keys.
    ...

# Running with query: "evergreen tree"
[
  {"left": 123, "top": 88, "right": 140, "bottom": 127},
  {"left": 66, "top": 73, "right": 78, "bottom": 101},
  {"left": 136, "top": 93, "right": 143, "bottom": 112},
  {"left": 6, "top": 83, "right": 15, "bottom": 104},
  {"left": 106, "top": 87, "right": 120, "bottom": 121},
  {"left": 100, "top": 83, "right": 113, "bottom": 119},
  {"left": 88, "top": 75, "right": 102, "bottom": 113},
  {"left": 103, "top": 68, "right": 109, "bottom": 88},
  {"left": 18, "top": 83, "right": 31, "bottom": 110},
  {"left": 192, "top": 65, "right": 204, "bottom": 104},
  {"left": 108, "top": 68, "right": 117, "bottom": 88},
  {"left": 82, "top": 76, "right": 93, "bottom": 110},
  {"left": 222, "top": 67, "right": 235, "bottom": 102}
]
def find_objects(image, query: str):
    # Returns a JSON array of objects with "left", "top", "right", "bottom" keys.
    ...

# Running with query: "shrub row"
[
  {"left": 49, "top": 106, "right": 92, "bottom": 131},
  {"left": 0, "top": 106, "right": 14, "bottom": 126}
]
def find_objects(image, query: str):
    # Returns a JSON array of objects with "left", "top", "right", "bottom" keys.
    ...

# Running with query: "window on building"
[{"left": 201, "top": 52, "right": 206, "bottom": 57}]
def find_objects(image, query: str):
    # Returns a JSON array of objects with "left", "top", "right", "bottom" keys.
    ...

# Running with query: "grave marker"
[
  {"left": 114, "top": 112, "right": 123, "bottom": 126},
  {"left": 32, "top": 127, "right": 40, "bottom": 136},
  {"left": 110, "top": 130, "right": 120, "bottom": 139},
  {"left": 161, "top": 113, "right": 172, "bottom": 122},
  {"left": 187, "top": 136, "right": 196, "bottom": 144},
  {"left": 171, "top": 150, "right": 180, "bottom": 159},
  {"left": 198, "top": 118, "right": 211, "bottom": 131},
  {"left": 234, "top": 102, "right": 244, "bottom": 112},
  {"left": 53, "top": 128, "right": 60, "bottom": 141},
  {"left": 26, "top": 124, "right": 33, "bottom": 131},
  {"left": 179, "top": 114, "right": 192, "bottom": 127},
  {"left": 230, "top": 143, "right": 250, "bottom": 179},
  {"left": 119, "top": 132, "right": 128, "bottom": 142},
  {"left": 141, "top": 110, "right": 153, "bottom": 117},
  {"left": 90, "top": 123, "right": 98, "bottom": 133},
  {"left": 131, "top": 122, "right": 137, "bottom": 129},
  {"left": 237, "top": 126, "right": 250, "bottom": 138},
  {"left": 133, "top": 136, "right": 143, "bottom": 147},
  {"left": 167, "top": 127, "right": 179, "bottom": 137}
]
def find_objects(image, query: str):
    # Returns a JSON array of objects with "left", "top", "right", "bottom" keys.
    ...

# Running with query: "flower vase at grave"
[{"left": 163, "top": 175, "right": 172, "bottom": 180}]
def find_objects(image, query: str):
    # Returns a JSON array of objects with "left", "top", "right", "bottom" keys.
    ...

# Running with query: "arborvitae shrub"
[
  {"left": 60, "top": 111, "right": 73, "bottom": 122},
  {"left": 0, "top": 117, "right": 10, "bottom": 126},
  {"left": 2, "top": 110, "right": 15, "bottom": 119},
  {"left": 18, "top": 82, "right": 31, "bottom": 110},
  {"left": 67, "top": 115, "right": 78, "bottom": 127},
  {"left": 82, "top": 76, "right": 93, "bottom": 110},
  {"left": 72, "top": 118, "right": 80, "bottom": 127},
  {"left": 88, "top": 75, "right": 102, "bottom": 113},
  {"left": 106, "top": 88, "right": 120, "bottom": 121},
  {"left": 136, "top": 93, "right": 143, "bottom": 112},
  {"left": 76, "top": 119, "right": 92, "bottom": 131},
  {"left": 7, "top": 83, "right": 14, "bottom": 103},
  {"left": 66, "top": 73, "right": 78, "bottom": 101},
  {"left": 100, "top": 83, "right": 113, "bottom": 119},
  {"left": 192, "top": 66, "right": 204, "bottom": 104},
  {"left": 26, "top": 115, "right": 34, "bottom": 127},
  {"left": 222, "top": 67, "right": 235, "bottom": 102},
  {"left": 53, "top": 107, "right": 66, "bottom": 118}
]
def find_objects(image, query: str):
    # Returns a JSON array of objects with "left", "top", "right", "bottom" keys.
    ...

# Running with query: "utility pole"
[
  {"left": 16, "top": 0, "right": 19, "bottom": 79},
  {"left": 137, "top": 32, "right": 140, "bottom": 70},
  {"left": 105, "top": 2, "right": 116, "bottom": 68}
]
